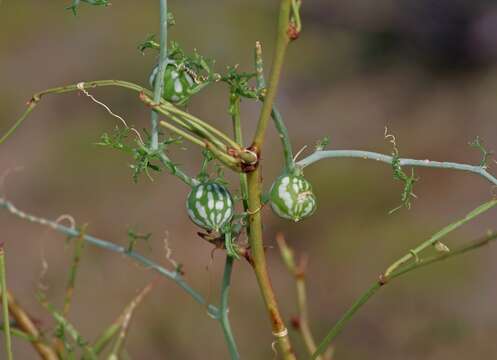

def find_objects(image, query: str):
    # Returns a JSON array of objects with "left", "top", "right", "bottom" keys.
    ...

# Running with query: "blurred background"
[{"left": 1, "top": 1, "right": 497, "bottom": 359}]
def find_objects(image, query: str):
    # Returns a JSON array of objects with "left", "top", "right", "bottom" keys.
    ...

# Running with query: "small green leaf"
[
  {"left": 315, "top": 136, "right": 330, "bottom": 151},
  {"left": 469, "top": 136, "right": 493, "bottom": 167}
]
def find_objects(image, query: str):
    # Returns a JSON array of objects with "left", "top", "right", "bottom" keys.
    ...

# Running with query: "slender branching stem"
[
  {"left": 384, "top": 199, "right": 497, "bottom": 277},
  {"left": 107, "top": 283, "right": 153, "bottom": 360},
  {"left": 212, "top": 93, "right": 248, "bottom": 360},
  {"left": 0, "top": 327, "right": 37, "bottom": 342},
  {"left": 63, "top": 226, "right": 86, "bottom": 317},
  {"left": 389, "top": 230, "right": 497, "bottom": 278},
  {"left": 231, "top": 96, "right": 249, "bottom": 210},
  {"left": 219, "top": 256, "right": 239, "bottom": 359},
  {"left": 312, "top": 282, "right": 381, "bottom": 360},
  {"left": 165, "top": 105, "right": 244, "bottom": 153},
  {"left": 254, "top": 42, "right": 295, "bottom": 172},
  {"left": 158, "top": 152, "right": 198, "bottom": 188},
  {"left": 150, "top": 0, "right": 168, "bottom": 150},
  {"left": 297, "top": 150, "right": 497, "bottom": 186},
  {"left": 159, "top": 120, "right": 207, "bottom": 148},
  {"left": 0, "top": 197, "right": 219, "bottom": 318},
  {"left": 276, "top": 234, "right": 328, "bottom": 360},
  {"left": 0, "top": 80, "right": 146, "bottom": 146},
  {"left": 271, "top": 108, "right": 295, "bottom": 172},
  {"left": 252, "top": 0, "right": 292, "bottom": 150},
  {"left": 0, "top": 79, "right": 202, "bottom": 185},
  {"left": 92, "top": 284, "right": 154, "bottom": 357},
  {"left": 38, "top": 294, "right": 98, "bottom": 359},
  {"left": 311, "top": 202, "right": 497, "bottom": 360},
  {"left": 54, "top": 227, "right": 87, "bottom": 356},
  {"left": 0, "top": 101, "right": 37, "bottom": 145},
  {"left": 312, "top": 230, "right": 497, "bottom": 359},
  {"left": 163, "top": 112, "right": 229, "bottom": 152},
  {"left": 0, "top": 245, "right": 13, "bottom": 360}
]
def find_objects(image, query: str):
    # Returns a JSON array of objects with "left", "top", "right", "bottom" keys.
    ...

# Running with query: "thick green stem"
[
  {"left": 246, "top": 1, "right": 296, "bottom": 358},
  {"left": 0, "top": 245, "right": 13, "bottom": 360},
  {"left": 247, "top": 170, "right": 295, "bottom": 360}
]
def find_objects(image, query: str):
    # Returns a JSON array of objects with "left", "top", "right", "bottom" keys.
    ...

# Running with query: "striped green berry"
[
  {"left": 186, "top": 182, "right": 234, "bottom": 232},
  {"left": 270, "top": 173, "right": 317, "bottom": 222},
  {"left": 150, "top": 60, "right": 196, "bottom": 105}
]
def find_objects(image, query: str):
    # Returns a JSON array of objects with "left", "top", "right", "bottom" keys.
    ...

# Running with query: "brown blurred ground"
[{"left": 1, "top": 1, "right": 497, "bottom": 359}]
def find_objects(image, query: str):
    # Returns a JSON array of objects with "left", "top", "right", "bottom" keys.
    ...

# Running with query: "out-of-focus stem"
[
  {"left": 0, "top": 291, "right": 58, "bottom": 360},
  {"left": 0, "top": 245, "right": 13, "bottom": 360},
  {"left": 276, "top": 234, "right": 330, "bottom": 360},
  {"left": 312, "top": 230, "right": 497, "bottom": 359}
]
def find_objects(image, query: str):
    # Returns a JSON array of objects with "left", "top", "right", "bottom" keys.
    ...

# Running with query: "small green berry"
[
  {"left": 150, "top": 60, "right": 197, "bottom": 105},
  {"left": 270, "top": 173, "right": 317, "bottom": 222},
  {"left": 186, "top": 182, "right": 234, "bottom": 232}
]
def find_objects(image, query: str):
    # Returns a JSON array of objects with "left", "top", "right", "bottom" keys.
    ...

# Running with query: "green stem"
[
  {"left": 39, "top": 294, "right": 97, "bottom": 360},
  {"left": 107, "top": 283, "right": 153, "bottom": 360},
  {"left": 254, "top": 42, "right": 295, "bottom": 172},
  {"left": 150, "top": 0, "right": 168, "bottom": 150},
  {"left": 0, "top": 291, "right": 58, "bottom": 360},
  {"left": 297, "top": 150, "right": 497, "bottom": 186},
  {"left": 159, "top": 121, "right": 206, "bottom": 148},
  {"left": 276, "top": 235, "right": 325, "bottom": 359},
  {"left": 252, "top": 0, "right": 292, "bottom": 150},
  {"left": 219, "top": 256, "right": 240, "bottom": 360},
  {"left": 0, "top": 245, "right": 13, "bottom": 360},
  {"left": 158, "top": 153, "right": 199, "bottom": 188},
  {"left": 247, "top": 170, "right": 296, "bottom": 360},
  {"left": 0, "top": 326, "right": 38, "bottom": 342},
  {"left": 231, "top": 96, "right": 249, "bottom": 210},
  {"left": 152, "top": 99, "right": 245, "bottom": 153},
  {"left": 384, "top": 199, "right": 497, "bottom": 277},
  {"left": 162, "top": 111, "right": 229, "bottom": 152},
  {"left": 0, "top": 80, "right": 199, "bottom": 186},
  {"left": 246, "top": 1, "right": 296, "bottom": 358},
  {"left": 0, "top": 80, "right": 147, "bottom": 146},
  {"left": 311, "top": 229, "right": 497, "bottom": 359},
  {"left": 271, "top": 107, "right": 295, "bottom": 172},
  {"left": 311, "top": 283, "right": 381, "bottom": 359},
  {"left": 390, "top": 231, "right": 497, "bottom": 279},
  {"left": 0, "top": 101, "right": 37, "bottom": 145},
  {"left": 0, "top": 197, "right": 218, "bottom": 318},
  {"left": 63, "top": 227, "right": 86, "bottom": 317}
]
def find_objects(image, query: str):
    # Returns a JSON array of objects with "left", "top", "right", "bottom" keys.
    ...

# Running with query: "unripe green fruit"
[
  {"left": 269, "top": 173, "right": 317, "bottom": 222},
  {"left": 150, "top": 60, "right": 196, "bottom": 104},
  {"left": 186, "top": 182, "right": 234, "bottom": 232}
]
